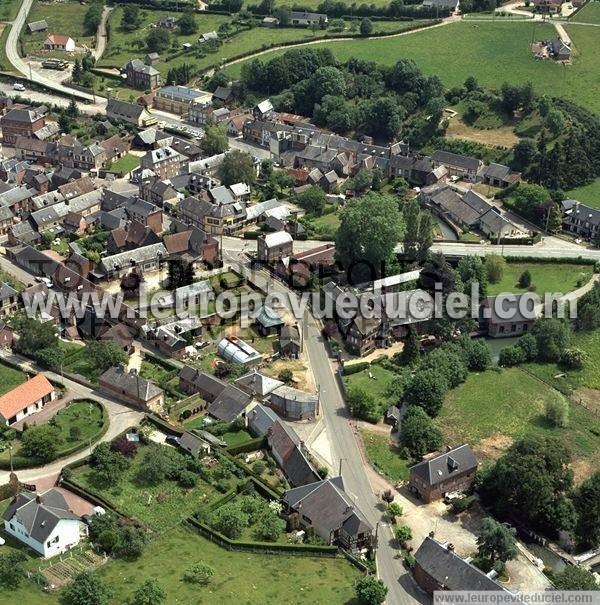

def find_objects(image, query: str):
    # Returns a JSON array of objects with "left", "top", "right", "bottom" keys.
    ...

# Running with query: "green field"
[
  {"left": 60, "top": 343, "right": 101, "bottom": 382},
  {"left": 0, "top": 361, "right": 27, "bottom": 396},
  {"left": 485, "top": 262, "right": 594, "bottom": 297},
  {"left": 99, "top": 8, "right": 428, "bottom": 78},
  {"left": 360, "top": 429, "right": 410, "bottom": 482},
  {"left": 23, "top": 1, "right": 95, "bottom": 58},
  {"left": 71, "top": 443, "right": 231, "bottom": 530},
  {"left": 98, "top": 8, "right": 229, "bottom": 71},
  {"left": 304, "top": 209, "right": 341, "bottom": 239},
  {"left": 0, "top": 524, "right": 361, "bottom": 605},
  {"left": 437, "top": 367, "right": 600, "bottom": 473},
  {"left": 228, "top": 21, "right": 600, "bottom": 116},
  {"left": 525, "top": 327, "right": 600, "bottom": 393},
  {"left": 571, "top": 0, "right": 600, "bottom": 23},
  {"left": 0, "top": 0, "right": 20, "bottom": 21},
  {"left": 566, "top": 177, "right": 600, "bottom": 209}
]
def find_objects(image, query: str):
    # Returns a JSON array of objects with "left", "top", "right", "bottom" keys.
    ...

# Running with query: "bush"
[
  {"left": 560, "top": 347, "right": 586, "bottom": 369},
  {"left": 451, "top": 495, "right": 476, "bottom": 514},
  {"left": 498, "top": 346, "right": 525, "bottom": 367},
  {"left": 387, "top": 502, "right": 403, "bottom": 521},
  {"left": 183, "top": 562, "right": 214, "bottom": 585},
  {"left": 545, "top": 397, "right": 569, "bottom": 428},
  {"left": 394, "top": 525, "right": 412, "bottom": 546}
]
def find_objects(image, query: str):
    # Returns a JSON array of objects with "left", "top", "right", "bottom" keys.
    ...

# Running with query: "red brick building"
[
  {"left": 408, "top": 444, "right": 477, "bottom": 503},
  {"left": 0, "top": 107, "right": 46, "bottom": 145}
]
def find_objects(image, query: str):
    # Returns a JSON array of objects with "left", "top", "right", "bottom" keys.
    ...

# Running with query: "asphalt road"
[{"left": 223, "top": 249, "right": 424, "bottom": 605}]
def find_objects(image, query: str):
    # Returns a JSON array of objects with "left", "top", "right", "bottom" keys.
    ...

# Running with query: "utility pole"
[{"left": 9, "top": 444, "right": 13, "bottom": 474}]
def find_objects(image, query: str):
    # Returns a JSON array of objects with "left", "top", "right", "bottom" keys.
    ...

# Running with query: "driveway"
[{"left": 0, "top": 351, "right": 143, "bottom": 485}]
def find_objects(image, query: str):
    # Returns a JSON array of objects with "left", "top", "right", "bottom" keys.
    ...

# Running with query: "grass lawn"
[
  {"left": 525, "top": 328, "right": 600, "bottom": 393},
  {"left": 109, "top": 153, "right": 140, "bottom": 175},
  {"left": 0, "top": 400, "right": 106, "bottom": 466},
  {"left": 360, "top": 429, "right": 410, "bottom": 483},
  {"left": 23, "top": 1, "right": 95, "bottom": 58},
  {"left": 0, "top": 0, "right": 20, "bottom": 21},
  {"left": 139, "top": 358, "right": 185, "bottom": 405},
  {"left": 438, "top": 367, "right": 600, "bottom": 476},
  {"left": 345, "top": 364, "right": 394, "bottom": 402},
  {"left": 60, "top": 343, "right": 99, "bottom": 382},
  {"left": 71, "top": 443, "right": 229, "bottom": 530},
  {"left": 304, "top": 209, "right": 341, "bottom": 239},
  {"left": 0, "top": 523, "right": 361, "bottom": 605},
  {"left": 222, "top": 429, "right": 253, "bottom": 446},
  {"left": 485, "top": 262, "right": 594, "bottom": 297},
  {"left": 566, "top": 177, "right": 600, "bottom": 209},
  {"left": 228, "top": 21, "right": 600, "bottom": 116},
  {"left": 571, "top": 0, "right": 600, "bottom": 23},
  {"left": 0, "top": 361, "right": 27, "bottom": 396}
]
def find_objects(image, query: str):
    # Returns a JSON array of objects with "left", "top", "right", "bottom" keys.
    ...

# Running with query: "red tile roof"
[{"left": 0, "top": 374, "right": 54, "bottom": 421}]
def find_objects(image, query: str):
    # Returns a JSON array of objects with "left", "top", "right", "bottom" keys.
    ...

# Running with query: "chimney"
[
  {"left": 447, "top": 543, "right": 455, "bottom": 551},
  {"left": 36, "top": 494, "right": 43, "bottom": 504}
]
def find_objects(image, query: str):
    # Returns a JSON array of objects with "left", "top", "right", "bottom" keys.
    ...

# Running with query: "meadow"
[
  {"left": 23, "top": 0, "right": 95, "bottom": 57},
  {"left": 566, "top": 177, "right": 600, "bottom": 209},
  {"left": 0, "top": 524, "right": 361, "bottom": 605},
  {"left": 437, "top": 367, "right": 600, "bottom": 479},
  {"left": 485, "top": 261, "right": 594, "bottom": 297},
  {"left": 227, "top": 21, "right": 600, "bottom": 115},
  {"left": 570, "top": 0, "right": 600, "bottom": 24},
  {"left": 98, "top": 7, "right": 426, "bottom": 78},
  {"left": 0, "top": 361, "right": 27, "bottom": 396}
]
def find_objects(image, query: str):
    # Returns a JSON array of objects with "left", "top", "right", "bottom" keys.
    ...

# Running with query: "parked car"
[
  {"left": 165, "top": 435, "right": 180, "bottom": 447},
  {"left": 13, "top": 83, "right": 25, "bottom": 91}
]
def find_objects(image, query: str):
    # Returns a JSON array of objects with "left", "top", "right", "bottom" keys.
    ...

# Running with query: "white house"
[
  {"left": 43, "top": 34, "right": 76, "bottom": 52},
  {"left": 0, "top": 374, "right": 56, "bottom": 426},
  {"left": 2, "top": 490, "right": 83, "bottom": 558}
]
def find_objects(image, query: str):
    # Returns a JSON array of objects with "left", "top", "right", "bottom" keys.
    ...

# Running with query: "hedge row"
[
  {"left": 499, "top": 256, "right": 598, "bottom": 266},
  {"left": 226, "top": 436, "right": 266, "bottom": 455},
  {"left": 342, "top": 361, "right": 370, "bottom": 376},
  {"left": 144, "top": 414, "right": 185, "bottom": 437},
  {"left": 221, "top": 450, "right": 283, "bottom": 499},
  {"left": 60, "top": 477, "right": 134, "bottom": 521},
  {"left": 0, "top": 400, "right": 109, "bottom": 471},
  {"left": 187, "top": 517, "right": 339, "bottom": 555}
]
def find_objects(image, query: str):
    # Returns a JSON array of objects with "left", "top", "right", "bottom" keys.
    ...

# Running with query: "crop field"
[{"left": 227, "top": 21, "right": 600, "bottom": 115}]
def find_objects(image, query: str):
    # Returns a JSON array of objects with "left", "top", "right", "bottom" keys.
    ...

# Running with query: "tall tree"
[
  {"left": 61, "top": 571, "right": 112, "bottom": 605},
  {"left": 402, "top": 198, "right": 420, "bottom": 261},
  {"left": 400, "top": 405, "right": 443, "bottom": 459},
  {"left": 335, "top": 192, "right": 404, "bottom": 282},
  {"left": 416, "top": 210, "right": 433, "bottom": 262},
  {"left": 573, "top": 472, "right": 600, "bottom": 548},
  {"left": 218, "top": 149, "right": 255, "bottom": 186},
  {"left": 476, "top": 518, "right": 518, "bottom": 565},
  {"left": 201, "top": 124, "right": 229, "bottom": 157}
]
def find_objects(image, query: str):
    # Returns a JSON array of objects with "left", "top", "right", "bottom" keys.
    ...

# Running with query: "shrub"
[
  {"left": 111, "top": 435, "right": 139, "bottom": 459},
  {"left": 545, "top": 397, "right": 569, "bottom": 428},
  {"left": 451, "top": 495, "right": 476, "bottom": 514},
  {"left": 394, "top": 525, "right": 412, "bottom": 546},
  {"left": 560, "top": 347, "right": 586, "bottom": 369},
  {"left": 387, "top": 502, "right": 403, "bottom": 521},
  {"left": 342, "top": 361, "right": 370, "bottom": 375},
  {"left": 498, "top": 346, "right": 525, "bottom": 367},
  {"left": 183, "top": 562, "right": 214, "bottom": 585}
]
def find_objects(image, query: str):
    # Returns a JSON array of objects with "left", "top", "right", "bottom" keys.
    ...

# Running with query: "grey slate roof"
[
  {"left": 2, "top": 489, "right": 79, "bottom": 543},
  {"left": 99, "top": 243, "right": 167, "bottom": 273},
  {"left": 236, "top": 370, "right": 283, "bottom": 398},
  {"left": 414, "top": 536, "right": 512, "bottom": 591},
  {"left": 432, "top": 150, "right": 481, "bottom": 171},
  {"left": 283, "top": 476, "right": 372, "bottom": 537},
  {"left": 409, "top": 444, "right": 477, "bottom": 487},
  {"left": 207, "top": 384, "right": 252, "bottom": 422},
  {"left": 99, "top": 366, "right": 163, "bottom": 402},
  {"left": 247, "top": 402, "right": 278, "bottom": 437}
]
